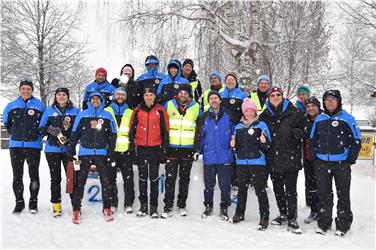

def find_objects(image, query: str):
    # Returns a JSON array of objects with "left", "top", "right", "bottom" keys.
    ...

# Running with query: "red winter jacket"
[{"left": 129, "top": 102, "right": 169, "bottom": 148}]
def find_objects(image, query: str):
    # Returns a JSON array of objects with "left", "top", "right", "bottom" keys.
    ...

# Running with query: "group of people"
[{"left": 3, "top": 55, "right": 361, "bottom": 237}]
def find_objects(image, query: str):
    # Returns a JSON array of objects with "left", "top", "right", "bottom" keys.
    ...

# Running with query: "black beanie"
[
  {"left": 207, "top": 90, "right": 221, "bottom": 102},
  {"left": 19, "top": 80, "right": 33, "bottom": 90},
  {"left": 305, "top": 96, "right": 321, "bottom": 109},
  {"left": 183, "top": 59, "right": 194, "bottom": 69},
  {"left": 55, "top": 87, "right": 70, "bottom": 98}
]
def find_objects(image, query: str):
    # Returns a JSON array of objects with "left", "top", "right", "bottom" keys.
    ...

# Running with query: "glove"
[
  {"left": 193, "top": 152, "right": 200, "bottom": 161},
  {"left": 47, "top": 126, "right": 61, "bottom": 137}
]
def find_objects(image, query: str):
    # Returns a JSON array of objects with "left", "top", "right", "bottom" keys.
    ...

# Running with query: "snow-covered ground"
[{"left": 1, "top": 149, "right": 375, "bottom": 249}]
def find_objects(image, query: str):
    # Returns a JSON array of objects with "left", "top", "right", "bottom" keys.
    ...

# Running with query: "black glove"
[{"left": 47, "top": 126, "right": 62, "bottom": 137}]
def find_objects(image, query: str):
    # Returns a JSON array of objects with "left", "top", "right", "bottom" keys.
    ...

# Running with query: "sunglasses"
[{"left": 269, "top": 93, "right": 282, "bottom": 98}]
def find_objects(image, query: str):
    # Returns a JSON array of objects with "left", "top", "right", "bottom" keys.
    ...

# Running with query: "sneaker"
[
  {"left": 335, "top": 230, "right": 346, "bottom": 237},
  {"left": 230, "top": 214, "right": 244, "bottom": 224},
  {"left": 287, "top": 220, "right": 302, "bottom": 234},
  {"left": 125, "top": 206, "right": 133, "bottom": 214},
  {"left": 316, "top": 228, "right": 327, "bottom": 235},
  {"left": 12, "top": 200, "right": 25, "bottom": 214},
  {"left": 179, "top": 208, "right": 187, "bottom": 217},
  {"left": 103, "top": 208, "right": 114, "bottom": 222},
  {"left": 29, "top": 200, "right": 38, "bottom": 214},
  {"left": 136, "top": 203, "right": 148, "bottom": 217},
  {"left": 150, "top": 206, "right": 159, "bottom": 219},
  {"left": 304, "top": 212, "right": 318, "bottom": 224},
  {"left": 110, "top": 206, "right": 117, "bottom": 214},
  {"left": 271, "top": 214, "right": 287, "bottom": 225},
  {"left": 72, "top": 210, "right": 81, "bottom": 224},
  {"left": 201, "top": 205, "right": 213, "bottom": 218},
  {"left": 161, "top": 207, "right": 174, "bottom": 219},
  {"left": 52, "top": 203, "right": 62, "bottom": 217},
  {"left": 219, "top": 208, "right": 229, "bottom": 221},
  {"left": 258, "top": 218, "right": 269, "bottom": 231}
]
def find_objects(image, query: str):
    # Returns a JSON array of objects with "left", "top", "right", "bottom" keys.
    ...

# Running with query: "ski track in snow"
[{"left": 1, "top": 150, "right": 375, "bottom": 249}]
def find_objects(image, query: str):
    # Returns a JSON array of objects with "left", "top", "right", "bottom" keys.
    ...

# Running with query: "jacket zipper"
[
  {"left": 94, "top": 109, "right": 97, "bottom": 155},
  {"left": 22, "top": 99, "right": 28, "bottom": 148},
  {"left": 146, "top": 111, "right": 150, "bottom": 146}
]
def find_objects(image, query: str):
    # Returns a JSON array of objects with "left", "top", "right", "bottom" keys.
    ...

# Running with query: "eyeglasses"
[{"left": 269, "top": 93, "right": 282, "bottom": 98}]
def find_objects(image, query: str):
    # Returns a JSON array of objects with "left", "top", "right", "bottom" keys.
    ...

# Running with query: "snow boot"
[
  {"left": 335, "top": 230, "right": 346, "bottom": 237},
  {"left": 258, "top": 218, "right": 269, "bottom": 231},
  {"left": 316, "top": 227, "right": 328, "bottom": 235},
  {"left": 125, "top": 206, "right": 133, "bottom": 214},
  {"left": 52, "top": 203, "right": 62, "bottom": 217},
  {"left": 13, "top": 200, "right": 25, "bottom": 214},
  {"left": 201, "top": 205, "right": 213, "bottom": 218},
  {"left": 219, "top": 208, "right": 229, "bottom": 221},
  {"left": 72, "top": 210, "right": 81, "bottom": 224},
  {"left": 29, "top": 199, "right": 38, "bottom": 214},
  {"left": 271, "top": 214, "right": 287, "bottom": 225},
  {"left": 161, "top": 207, "right": 174, "bottom": 219},
  {"left": 150, "top": 206, "right": 159, "bottom": 218},
  {"left": 287, "top": 220, "right": 302, "bottom": 234},
  {"left": 179, "top": 207, "right": 187, "bottom": 217},
  {"left": 137, "top": 203, "right": 148, "bottom": 217},
  {"left": 230, "top": 214, "right": 244, "bottom": 224},
  {"left": 103, "top": 208, "right": 114, "bottom": 222}
]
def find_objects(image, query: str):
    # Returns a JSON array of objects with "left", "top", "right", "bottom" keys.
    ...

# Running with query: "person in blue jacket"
[
  {"left": 220, "top": 73, "right": 248, "bottom": 190},
  {"left": 295, "top": 84, "right": 311, "bottom": 112},
  {"left": 67, "top": 92, "right": 117, "bottom": 224},
  {"left": 157, "top": 59, "right": 190, "bottom": 105},
  {"left": 82, "top": 67, "right": 116, "bottom": 109},
  {"left": 137, "top": 55, "right": 167, "bottom": 93},
  {"left": 230, "top": 98, "right": 271, "bottom": 230},
  {"left": 3, "top": 80, "right": 46, "bottom": 214},
  {"left": 195, "top": 90, "right": 236, "bottom": 220},
  {"left": 220, "top": 73, "right": 248, "bottom": 123},
  {"left": 38, "top": 87, "right": 79, "bottom": 217},
  {"left": 310, "top": 90, "right": 361, "bottom": 237}
]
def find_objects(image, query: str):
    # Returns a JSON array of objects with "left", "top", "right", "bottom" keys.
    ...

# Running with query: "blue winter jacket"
[
  {"left": 68, "top": 92, "right": 117, "bottom": 156},
  {"left": 295, "top": 100, "right": 306, "bottom": 112},
  {"left": 233, "top": 119, "right": 271, "bottom": 166},
  {"left": 3, "top": 96, "right": 46, "bottom": 149},
  {"left": 220, "top": 85, "right": 247, "bottom": 123},
  {"left": 137, "top": 57, "right": 167, "bottom": 94},
  {"left": 310, "top": 109, "right": 361, "bottom": 163},
  {"left": 39, "top": 105, "right": 80, "bottom": 153},
  {"left": 157, "top": 60, "right": 190, "bottom": 104},
  {"left": 82, "top": 80, "right": 116, "bottom": 109},
  {"left": 199, "top": 106, "right": 235, "bottom": 165}
]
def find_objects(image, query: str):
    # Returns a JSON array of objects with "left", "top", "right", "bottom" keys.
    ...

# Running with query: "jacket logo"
[
  {"left": 174, "top": 84, "right": 179, "bottom": 89},
  {"left": 98, "top": 119, "right": 104, "bottom": 125},
  {"left": 230, "top": 99, "right": 235, "bottom": 104},
  {"left": 27, "top": 109, "right": 35, "bottom": 116},
  {"left": 63, "top": 116, "right": 71, "bottom": 130},
  {"left": 332, "top": 120, "right": 339, "bottom": 127},
  {"left": 155, "top": 79, "right": 160, "bottom": 84},
  {"left": 248, "top": 128, "right": 255, "bottom": 135}
]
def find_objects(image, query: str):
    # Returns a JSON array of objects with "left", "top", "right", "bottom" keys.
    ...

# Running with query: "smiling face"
[
  {"left": 210, "top": 76, "right": 221, "bottom": 87},
  {"left": 269, "top": 92, "right": 283, "bottom": 107},
  {"left": 324, "top": 96, "right": 338, "bottom": 112},
  {"left": 182, "top": 64, "right": 192, "bottom": 77},
  {"left": 90, "top": 95, "right": 102, "bottom": 108},
  {"left": 225, "top": 75, "right": 237, "bottom": 90},
  {"left": 306, "top": 103, "right": 320, "bottom": 118},
  {"left": 244, "top": 109, "right": 257, "bottom": 120},
  {"left": 56, "top": 92, "right": 68, "bottom": 106},
  {"left": 114, "top": 92, "right": 126, "bottom": 105},
  {"left": 258, "top": 80, "right": 269, "bottom": 93},
  {"left": 177, "top": 90, "right": 190, "bottom": 104},
  {"left": 19, "top": 85, "right": 33, "bottom": 100},
  {"left": 297, "top": 93, "right": 309, "bottom": 103},
  {"left": 95, "top": 72, "right": 106, "bottom": 83},
  {"left": 143, "top": 92, "right": 156, "bottom": 106},
  {"left": 209, "top": 95, "right": 221, "bottom": 110},
  {"left": 169, "top": 67, "right": 178, "bottom": 78}
]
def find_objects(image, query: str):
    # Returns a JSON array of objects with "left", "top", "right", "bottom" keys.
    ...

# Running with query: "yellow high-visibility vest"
[
  {"left": 105, "top": 106, "right": 133, "bottom": 152},
  {"left": 250, "top": 92, "right": 266, "bottom": 114},
  {"left": 167, "top": 100, "right": 199, "bottom": 146},
  {"left": 202, "top": 87, "right": 224, "bottom": 112}
]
